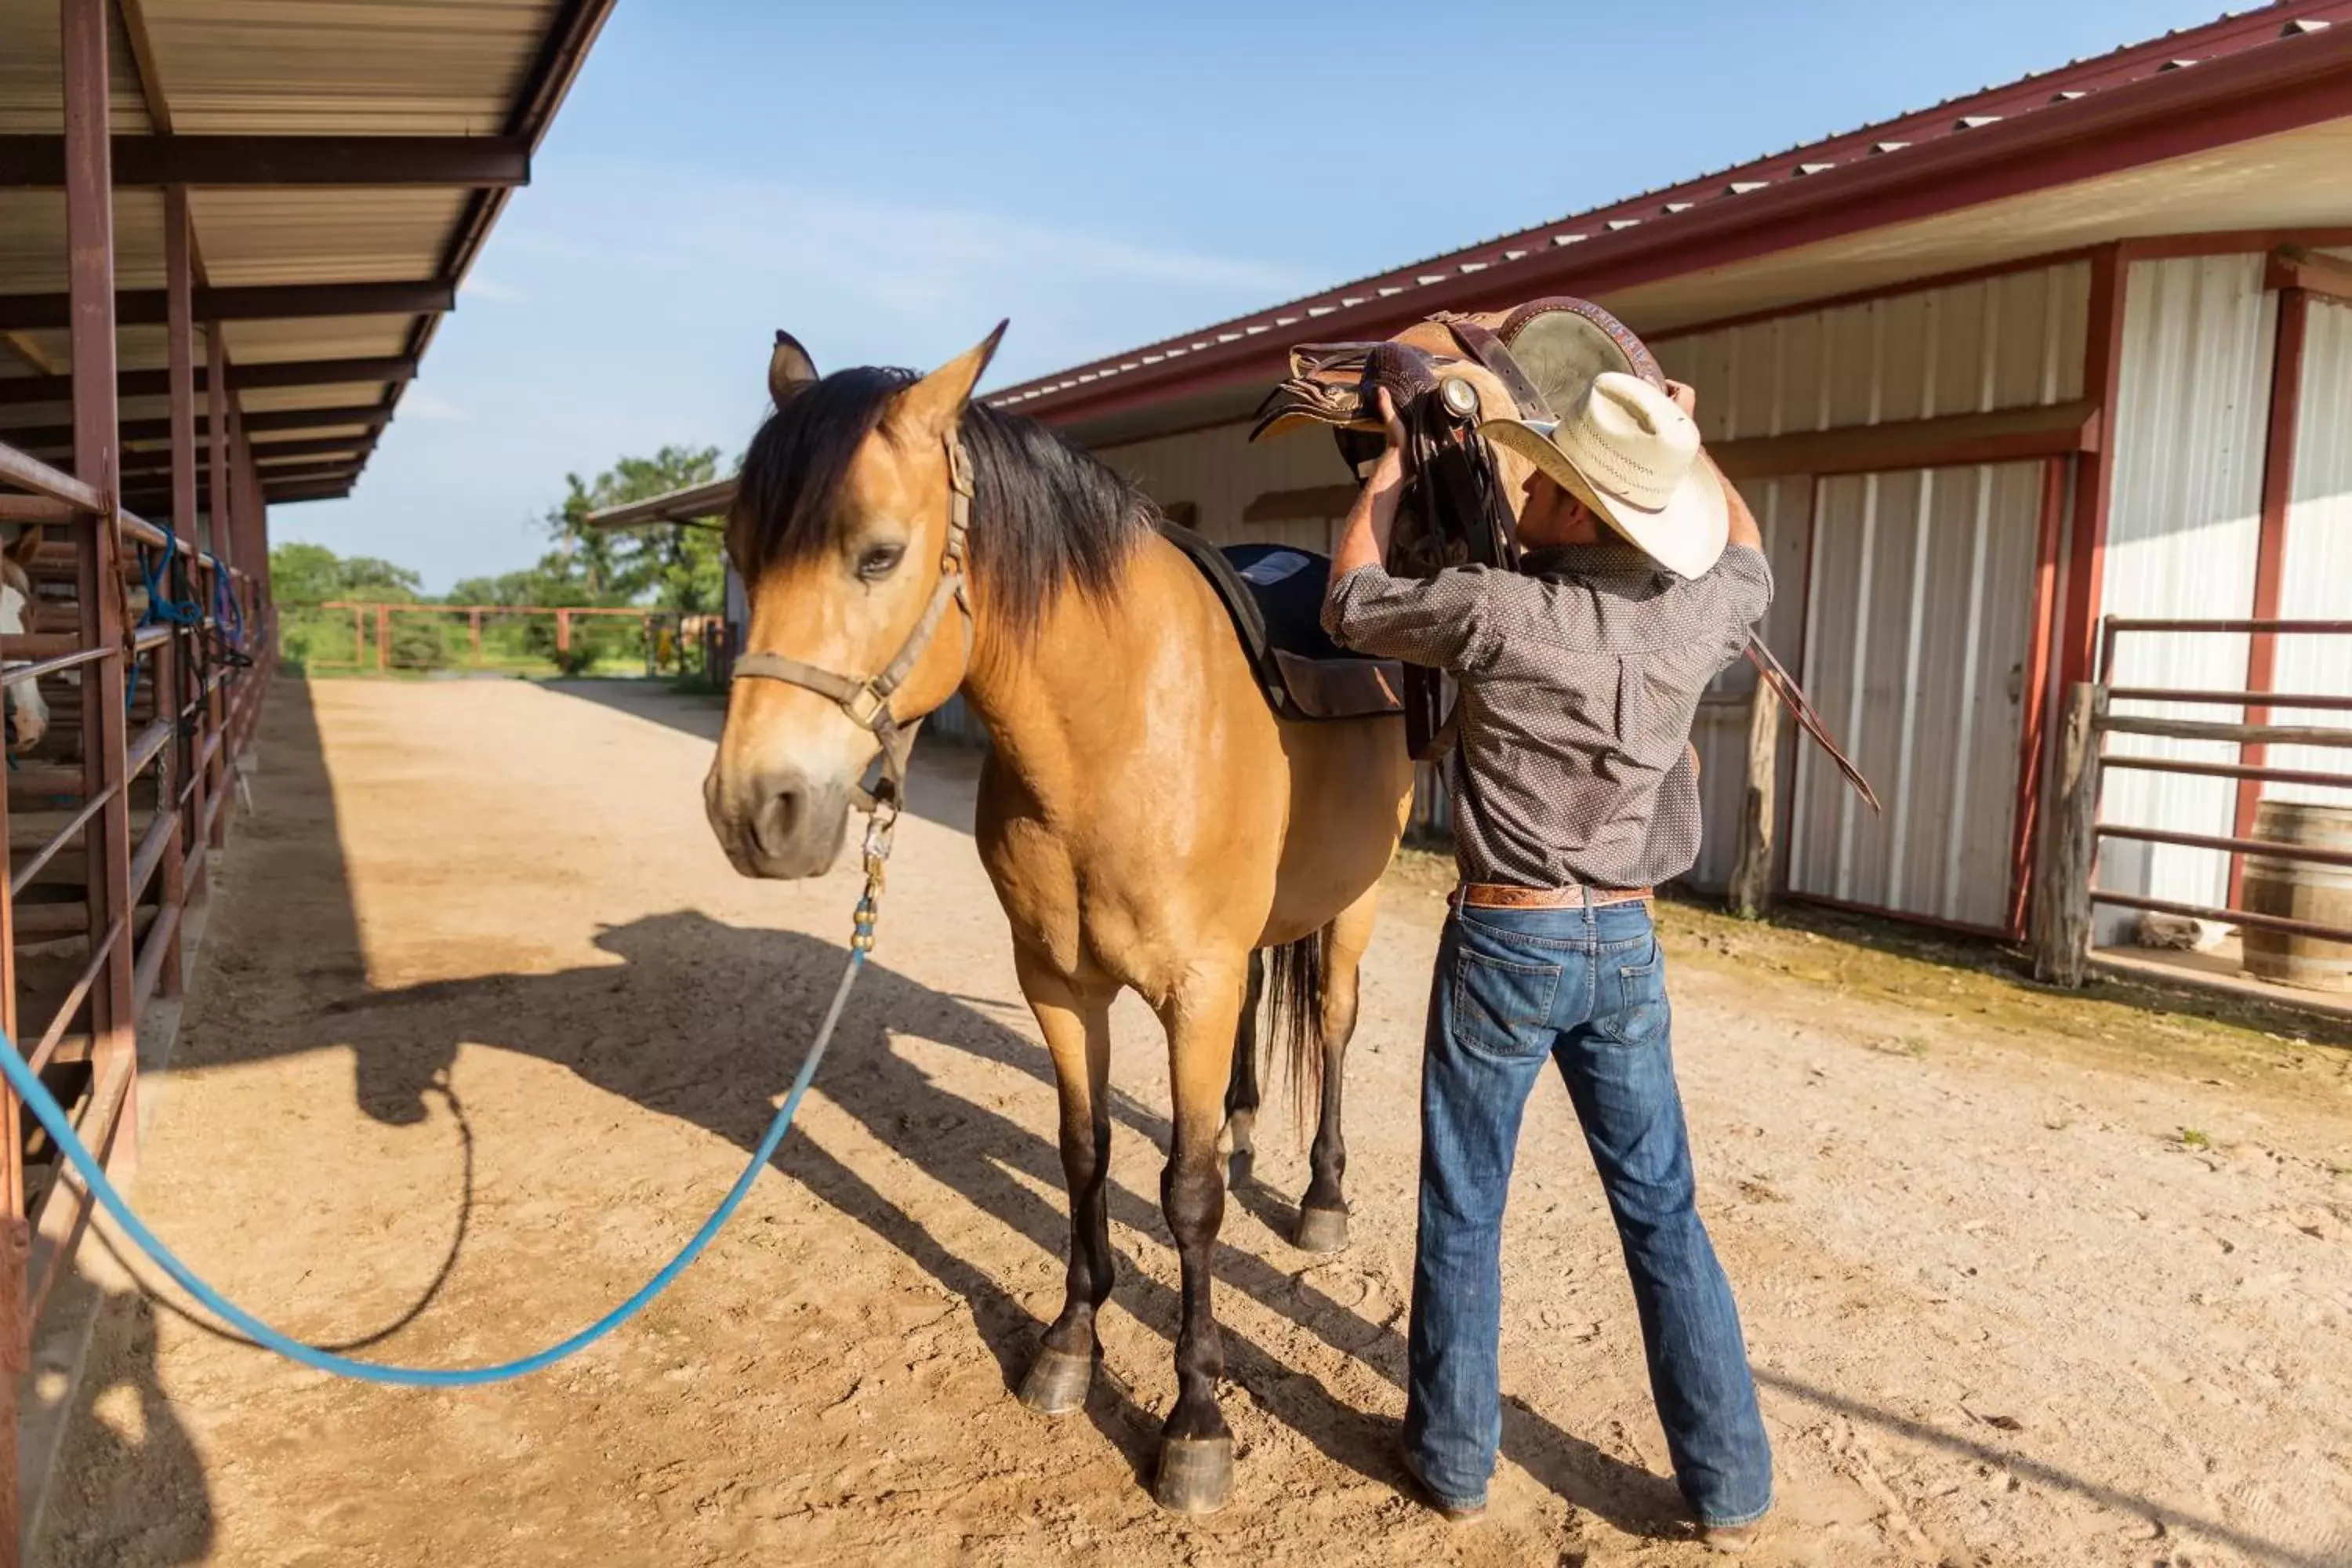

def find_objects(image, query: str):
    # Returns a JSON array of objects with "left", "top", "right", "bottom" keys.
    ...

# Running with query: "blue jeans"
[{"left": 1403, "top": 900, "right": 1773, "bottom": 1527}]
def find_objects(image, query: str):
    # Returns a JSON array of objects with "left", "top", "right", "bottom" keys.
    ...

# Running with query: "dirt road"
[{"left": 38, "top": 678, "right": 2352, "bottom": 1567}]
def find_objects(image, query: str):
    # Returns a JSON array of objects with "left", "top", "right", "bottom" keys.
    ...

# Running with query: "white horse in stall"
[{"left": 2, "top": 529, "right": 49, "bottom": 753}]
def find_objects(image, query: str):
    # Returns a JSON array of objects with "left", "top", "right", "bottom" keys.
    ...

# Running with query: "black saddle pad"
[
  {"left": 1219, "top": 543, "right": 1356, "bottom": 663},
  {"left": 1157, "top": 521, "right": 1399, "bottom": 723}
]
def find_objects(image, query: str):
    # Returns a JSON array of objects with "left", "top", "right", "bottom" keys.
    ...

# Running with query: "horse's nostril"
[{"left": 752, "top": 786, "right": 802, "bottom": 857}]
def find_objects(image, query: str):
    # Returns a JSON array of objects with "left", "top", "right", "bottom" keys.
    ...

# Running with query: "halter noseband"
[{"left": 728, "top": 430, "right": 977, "bottom": 812}]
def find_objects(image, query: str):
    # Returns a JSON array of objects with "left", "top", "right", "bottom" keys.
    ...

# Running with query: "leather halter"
[{"left": 728, "top": 431, "right": 977, "bottom": 810}]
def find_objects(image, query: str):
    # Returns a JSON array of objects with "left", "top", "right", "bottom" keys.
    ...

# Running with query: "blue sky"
[{"left": 281, "top": 0, "right": 2231, "bottom": 591}]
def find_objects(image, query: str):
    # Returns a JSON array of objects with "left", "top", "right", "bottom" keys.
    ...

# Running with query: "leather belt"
[{"left": 1453, "top": 884, "right": 1655, "bottom": 910}]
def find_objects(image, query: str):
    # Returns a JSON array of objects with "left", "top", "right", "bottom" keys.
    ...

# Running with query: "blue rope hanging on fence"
[{"left": 125, "top": 520, "right": 205, "bottom": 713}]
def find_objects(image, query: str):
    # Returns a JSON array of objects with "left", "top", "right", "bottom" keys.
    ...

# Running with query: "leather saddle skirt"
[{"left": 1158, "top": 521, "right": 1404, "bottom": 724}]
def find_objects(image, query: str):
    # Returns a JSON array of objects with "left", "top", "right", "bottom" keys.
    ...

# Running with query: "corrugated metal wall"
[
  {"left": 1098, "top": 420, "right": 1359, "bottom": 549},
  {"left": 2096, "top": 255, "right": 2277, "bottom": 935},
  {"left": 1653, "top": 262, "right": 2090, "bottom": 439},
  {"left": 1654, "top": 263, "right": 2084, "bottom": 915},
  {"left": 1784, "top": 463, "right": 2045, "bottom": 926},
  {"left": 2267, "top": 296, "right": 2352, "bottom": 807}
]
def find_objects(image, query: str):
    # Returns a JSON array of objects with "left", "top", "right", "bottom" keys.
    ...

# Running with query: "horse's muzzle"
[{"left": 704, "top": 761, "right": 852, "bottom": 880}]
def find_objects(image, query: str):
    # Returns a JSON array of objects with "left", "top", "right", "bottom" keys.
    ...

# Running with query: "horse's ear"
[
  {"left": 2, "top": 524, "right": 39, "bottom": 569},
  {"left": 768, "top": 329, "right": 819, "bottom": 408},
  {"left": 892, "top": 321, "right": 1008, "bottom": 438}
]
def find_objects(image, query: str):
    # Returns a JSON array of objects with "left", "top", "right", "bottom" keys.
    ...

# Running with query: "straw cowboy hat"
[{"left": 1480, "top": 371, "right": 1730, "bottom": 579}]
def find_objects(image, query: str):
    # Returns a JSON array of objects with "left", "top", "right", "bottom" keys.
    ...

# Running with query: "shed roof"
[
  {"left": 992, "top": 0, "right": 2352, "bottom": 441},
  {"left": 0, "top": 0, "right": 613, "bottom": 512}
]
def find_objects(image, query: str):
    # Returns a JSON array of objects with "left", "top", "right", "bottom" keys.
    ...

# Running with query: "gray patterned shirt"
[{"left": 1325, "top": 543, "right": 1772, "bottom": 889}]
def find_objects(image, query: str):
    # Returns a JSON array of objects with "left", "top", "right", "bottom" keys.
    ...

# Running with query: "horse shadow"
[{"left": 283, "top": 909, "right": 1686, "bottom": 1535}]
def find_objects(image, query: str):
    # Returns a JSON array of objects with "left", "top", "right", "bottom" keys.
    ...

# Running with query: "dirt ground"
[{"left": 35, "top": 677, "right": 2352, "bottom": 1568}]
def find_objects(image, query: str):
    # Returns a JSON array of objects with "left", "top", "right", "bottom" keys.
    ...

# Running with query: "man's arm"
[
  {"left": 1322, "top": 390, "right": 1504, "bottom": 671},
  {"left": 1719, "top": 458, "right": 1763, "bottom": 553},
  {"left": 1329, "top": 389, "right": 1407, "bottom": 581}
]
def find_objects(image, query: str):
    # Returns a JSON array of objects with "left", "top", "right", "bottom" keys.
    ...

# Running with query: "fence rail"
[
  {"left": 282, "top": 601, "right": 707, "bottom": 681},
  {"left": 2031, "top": 615, "right": 2352, "bottom": 989}
]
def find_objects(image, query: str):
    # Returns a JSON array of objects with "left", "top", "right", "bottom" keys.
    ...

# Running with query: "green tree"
[
  {"left": 267, "top": 542, "right": 422, "bottom": 604},
  {"left": 545, "top": 445, "right": 728, "bottom": 613}
]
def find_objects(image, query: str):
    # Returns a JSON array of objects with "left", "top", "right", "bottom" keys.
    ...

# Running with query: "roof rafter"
[
  {"left": 0, "top": 135, "right": 529, "bottom": 188},
  {"left": 0, "top": 281, "right": 452, "bottom": 333},
  {"left": 0, "top": 355, "right": 416, "bottom": 406}
]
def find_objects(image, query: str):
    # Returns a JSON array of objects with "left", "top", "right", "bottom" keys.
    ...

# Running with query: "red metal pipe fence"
[
  {"left": 2032, "top": 617, "right": 2352, "bottom": 986},
  {"left": 0, "top": 3, "right": 278, "bottom": 1552}
]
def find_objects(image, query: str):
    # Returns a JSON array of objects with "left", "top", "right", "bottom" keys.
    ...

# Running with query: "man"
[{"left": 1323, "top": 372, "right": 1774, "bottom": 1549}]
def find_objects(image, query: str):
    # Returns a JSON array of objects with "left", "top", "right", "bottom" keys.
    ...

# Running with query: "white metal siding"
[
  {"left": 2096, "top": 256, "right": 2276, "bottom": 934},
  {"left": 2267, "top": 296, "right": 2352, "bottom": 807},
  {"left": 1651, "top": 260, "right": 2090, "bottom": 441},
  {"left": 1097, "top": 420, "right": 1358, "bottom": 548},
  {"left": 1657, "top": 267, "right": 2078, "bottom": 916},
  {"left": 1785, "top": 463, "right": 2043, "bottom": 926}
]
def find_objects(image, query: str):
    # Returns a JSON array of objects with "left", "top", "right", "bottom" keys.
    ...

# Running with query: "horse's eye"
[{"left": 856, "top": 543, "right": 904, "bottom": 581}]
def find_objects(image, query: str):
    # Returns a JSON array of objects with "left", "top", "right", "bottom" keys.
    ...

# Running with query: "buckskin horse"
[{"left": 703, "top": 325, "right": 1414, "bottom": 1513}]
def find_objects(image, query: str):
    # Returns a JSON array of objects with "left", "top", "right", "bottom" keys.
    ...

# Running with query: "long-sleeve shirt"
[{"left": 1324, "top": 542, "right": 1773, "bottom": 889}]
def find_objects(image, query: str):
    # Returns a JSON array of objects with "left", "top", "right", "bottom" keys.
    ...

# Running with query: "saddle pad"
[{"left": 1157, "top": 523, "right": 1404, "bottom": 724}]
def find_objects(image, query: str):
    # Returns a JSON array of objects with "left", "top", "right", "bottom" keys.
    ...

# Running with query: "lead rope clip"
[{"left": 851, "top": 797, "right": 898, "bottom": 954}]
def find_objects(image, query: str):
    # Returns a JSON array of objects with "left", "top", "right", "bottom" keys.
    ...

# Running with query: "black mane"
[{"left": 729, "top": 366, "right": 1155, "bottom": 640}]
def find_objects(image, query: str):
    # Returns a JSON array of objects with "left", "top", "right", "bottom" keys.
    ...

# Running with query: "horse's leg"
[
  {"left": 1152, "top": 957, "right": 1250, "bottom": 1515},
  {"left": 1220, "top": 949, "right": 1265, "bottom": 1189},
  {"left": 1013, "top": 953, "right": 1116, "bottom": 1417},
  {"left": 1295, "top": 884, "right": 1381, "bottom": 1254}
]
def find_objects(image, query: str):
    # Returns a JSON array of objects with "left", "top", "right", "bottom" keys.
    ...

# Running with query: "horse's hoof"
[
  {"left": 1225, "top": 1148, "right": 1254, "bottom": 1189},
  {"left": 1153, "top": 1434, "right": 1233, "bottom": 1515},
  {"left": 1294, "top": 1205, "right": 1349, "bottom": 1254},
  {"left": 1017, "top": 1348, "right": 1095, "bottom": 1416}
]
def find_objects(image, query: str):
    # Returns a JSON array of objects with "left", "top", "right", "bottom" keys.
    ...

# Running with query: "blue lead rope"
[{"left": 0, "top": 908, "right": 878, "bottom": 1387}]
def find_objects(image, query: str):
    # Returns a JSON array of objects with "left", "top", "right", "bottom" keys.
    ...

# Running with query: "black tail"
[{"left": 1263, "top": 930, "right": 1325, "bottom": 1133}]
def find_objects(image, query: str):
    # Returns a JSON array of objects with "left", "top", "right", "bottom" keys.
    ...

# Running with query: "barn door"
[{"left": 1786, "top": 462, "right": 2045, "bottom": 931}]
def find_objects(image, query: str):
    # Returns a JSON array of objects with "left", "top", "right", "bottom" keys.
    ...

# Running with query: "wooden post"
[
  {"left": 64, "top": 0, "right": 139, "bottom": 1185},
  {"left": 469, "top": 607, "right": 483, "bottom": 664},
  {"left": 556, "top": 607, "right": 572, "bottom": 657},
  {"left": 2032, "top": 682, "right": 2106, "bottom": 986},
  {"left": 1729, "top": 677, "right": 1781, "bottom": 916},
  {"left": 376, "top": 604, "right": 390, "bottom": 672}
]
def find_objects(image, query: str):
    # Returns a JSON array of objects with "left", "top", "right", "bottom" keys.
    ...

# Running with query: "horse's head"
[
  {"left": 0, "top": 528, "right": 47, "bottom": 752},
  {"left": 706, "top": 325, "right": 1004, "bottom": 880}
]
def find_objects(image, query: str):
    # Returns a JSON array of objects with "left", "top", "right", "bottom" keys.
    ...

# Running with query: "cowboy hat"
[{"left": 1479, "top": 371, "right": 1730, "bottom": 579}]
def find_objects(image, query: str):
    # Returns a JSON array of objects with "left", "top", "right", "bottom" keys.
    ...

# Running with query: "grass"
[
  {"left": 2176, "top": 1127, "right": 2212, "bottom": 1149},
  {"left": 1374, "top": 847, "right": 2352, "bottom": 1094}
]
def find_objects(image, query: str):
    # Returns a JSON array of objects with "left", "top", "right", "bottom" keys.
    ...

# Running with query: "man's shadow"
[{"left": 289, "top": 911, "right": 1683, "bottom": 1533}]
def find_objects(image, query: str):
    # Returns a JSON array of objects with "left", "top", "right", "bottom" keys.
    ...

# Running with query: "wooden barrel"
[{"left": 2241, "top": 800, "right": 2352, "bottom": 993}]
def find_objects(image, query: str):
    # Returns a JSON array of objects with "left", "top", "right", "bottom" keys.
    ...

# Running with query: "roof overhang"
[
  {"left": 583, "top": 477, "right": 735, "bottom": 531},
  {"left": 0, "top": 0, "right": 614, "bottom": 510},
  {"left": 992, "top": 6, "right": 2352, "bottom": 441}
]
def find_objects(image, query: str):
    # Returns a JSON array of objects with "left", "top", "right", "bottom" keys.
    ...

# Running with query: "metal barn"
[{"left": 975, "top": 2, "right": 2352, "bottom": 947}]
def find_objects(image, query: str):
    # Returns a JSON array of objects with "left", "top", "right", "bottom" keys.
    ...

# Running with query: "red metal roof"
[{"left": 991, "top": 1, "right": 2352, "bottom": 428}]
